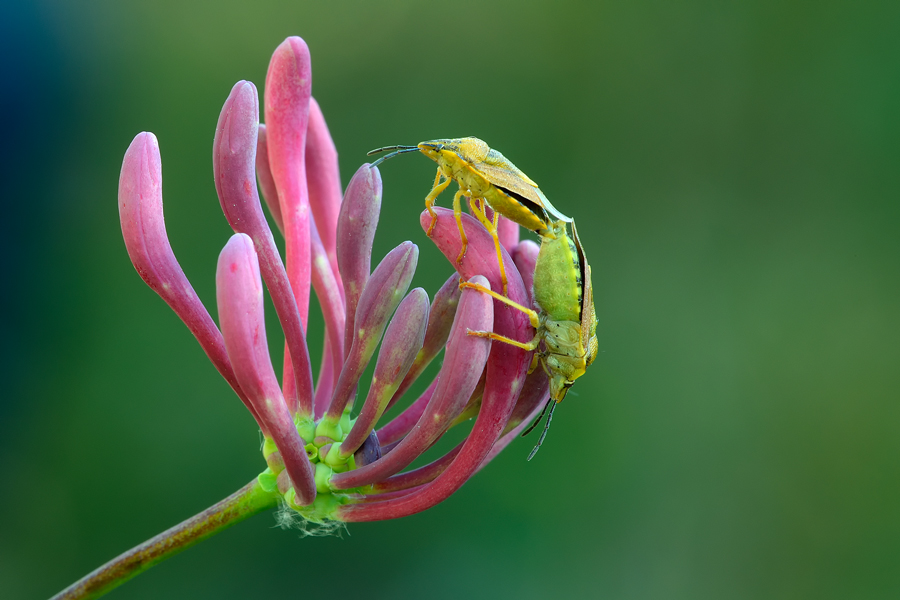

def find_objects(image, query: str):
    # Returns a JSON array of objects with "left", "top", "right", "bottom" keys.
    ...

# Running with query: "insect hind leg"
[
  {"left": 468, "top": 198, "right": 510, "bottom": 296},
  {"left": 459, "top": 280, "right": 540, "bottom": 329},
  {"left": 451, "top": 189, "right": 471, "bottom": 265},
  {"left": 466, "top": 328, "right": 540, "bottom": 351}
]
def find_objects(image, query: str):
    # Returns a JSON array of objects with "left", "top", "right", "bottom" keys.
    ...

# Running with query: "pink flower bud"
[
  {"left": 264, "top": 36, "right": 313, "bottom": 329},
  {"left": 340, "top": 287, "right": 430, "bottom": 458},
  {"left": 497, "top": 215, "right": 520, "bottom": 253},
  {"left": 216, "top": 234, "right": 315, "bottom": 505},
  {"left": 255, "top": 124, "right": 283, "bottom": 234},
  {"left": 310, "top": 219, "right": 346, "bottom": 415},
  {"left": 118, "top": 132, "right": 260, "bottom": 425},
  {"left": 512, "top": 239, "right": 539, "bottom": 303},
  {"left": 386, "top": 272, "right": 461, "bottom": 412},
  {"left": 376, "top": 378, "right": 438, "bottom": 446},
  {"left": 336, "top": 164, "right": 383, "bottom": 356},
  {"left": 213, "top": 79, "right": 314, "bottom": 417},
  {"left": 332, "top": 276, "right": 493, "bottom": 490},
  {"left": 306, "top": 97, "right": 343, "bottom": 288},
  {"left": 325, "top": 241, "right": 418, "bottom": 421}
]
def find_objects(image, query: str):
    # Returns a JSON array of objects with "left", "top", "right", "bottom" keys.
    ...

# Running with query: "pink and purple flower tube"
[{"left": 117, "top": 36, "right": 550, "bottom": 524}]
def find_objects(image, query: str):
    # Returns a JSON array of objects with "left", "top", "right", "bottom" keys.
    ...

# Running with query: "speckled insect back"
[
  {"left": 461, "top": 218, "right": 598, "bottom": 459},
  {"left": 535, "top": 220, "right": 598, "bottom": 404}
]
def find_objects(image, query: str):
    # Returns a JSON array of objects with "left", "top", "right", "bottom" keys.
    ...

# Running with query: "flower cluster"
[{"left": 117, "top": 37, "right": 550, "bottom": 525}]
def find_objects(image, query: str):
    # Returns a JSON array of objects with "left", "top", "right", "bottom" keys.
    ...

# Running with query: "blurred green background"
[{"left": 2, "top": 0, "right": 899, "bottom": 598}]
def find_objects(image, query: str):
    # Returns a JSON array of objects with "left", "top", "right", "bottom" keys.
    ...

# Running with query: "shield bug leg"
[
  {"left": 460, "top": 280, "right": 541, "bottom": 350},
  {"left": 488, "top": 209, "right": 509, "bottom": 295},
  {"left": 425, "top": 169, "right": 452, "bottom": 237},
  {"left": 465, "top": 328, "right": 540, "bottom": 351},
  {"left": 459, "top": 280, "right": 541, "bottom": 329},
  {"left": 451, "top": 189, "right": 471, "bottom": 265},
  {"left": 466, "top": 198, "right": 510, "bottom": 295}
]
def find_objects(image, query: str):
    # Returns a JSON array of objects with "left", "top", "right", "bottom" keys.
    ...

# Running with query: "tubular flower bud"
[
  {"left": 216, "top": 234, "right": 316, "bottom": 505},
  {"left": 118, "top": 132, "right": 261, "bottom": 426},
  {"left": 336, "top": 164, "right": 382, "bottom": 355},
  {"left": 214, "top": 79, "right": 314, "bottom": 417}
]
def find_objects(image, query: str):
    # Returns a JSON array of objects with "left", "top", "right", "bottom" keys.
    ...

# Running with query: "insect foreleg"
[{"left": 425, "top": 169, "right": 452, "bottom": 236}]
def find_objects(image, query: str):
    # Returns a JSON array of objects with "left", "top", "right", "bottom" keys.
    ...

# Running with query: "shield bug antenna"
[
  {"left": 522, "top": 397, "right": 552, "bottom": 438},
  {"left": 367, "top": 145, "right": 419, "bottom": 168},
  {"left": 526, "top": 399, "right": 558, "bottom": 461}
]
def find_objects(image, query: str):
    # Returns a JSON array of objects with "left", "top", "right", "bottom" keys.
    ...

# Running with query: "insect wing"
[
  {"left": 481, "top": 148, "right": 539, "bottom": 187},
  {"left": 571, "top": 221, "right": 599, "bottom": 366},
  {"left": 476, "top": 160, "right": 572, "bottom": 225}
]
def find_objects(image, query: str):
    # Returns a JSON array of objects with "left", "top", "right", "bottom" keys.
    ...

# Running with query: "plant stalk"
[{"left": 50, "top": 478, "right": 278, "bottom": 600}]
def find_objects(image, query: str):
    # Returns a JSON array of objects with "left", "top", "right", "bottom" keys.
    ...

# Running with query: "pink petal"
[
  {"left": 375, "top": 377, "right": 438, "bottom": 446},
  {"left": 497, "top": 215, "right": 520, "bottom": 253},
  {"left": 512, "top": 239, "right": 539, "bottom": 304},
  {"left": 385, "top": 272, "right": 461, "bottom": 413},
  {"left": 370, "top": 442, "right": 463, "bottom": 494},
  {"left": 339, "top": 287, "right": 429, "bottom": 458},
  {"left": 310, "top": 218, "right": 346, "bottom": 412},
  {"left": 479, "top": 369, "right": 550, "bottom": 469},
  {"left": 264, "top": 37, "right": 313, "bottom": 326},
  {"left": 255, "top": 124, "right": 284, "bottom": 234}
]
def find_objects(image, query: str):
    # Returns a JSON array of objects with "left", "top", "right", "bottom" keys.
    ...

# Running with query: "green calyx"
[
  {"left": 315, "top": 419, "right": 343, "bottom": 444},
  {"left": 258, "top": 408, "right": 360, "bottom": 523},
  {"left": 257, "top": 467, "right": 279, "bottom": 493}
]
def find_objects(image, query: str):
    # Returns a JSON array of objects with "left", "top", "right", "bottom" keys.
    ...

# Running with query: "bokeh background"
[{"left": 2, "top": 1, "right": 899, "bottom": 598}]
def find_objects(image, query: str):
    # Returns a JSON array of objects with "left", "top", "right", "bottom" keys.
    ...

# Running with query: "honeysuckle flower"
[{"left": 54, "top": 35, "right": 551, "bottom": 600}]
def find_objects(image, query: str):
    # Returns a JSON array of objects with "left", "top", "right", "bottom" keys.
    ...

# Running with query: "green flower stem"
[{"left": 50, "top": 478, "right": 279, "bottom": 600}]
